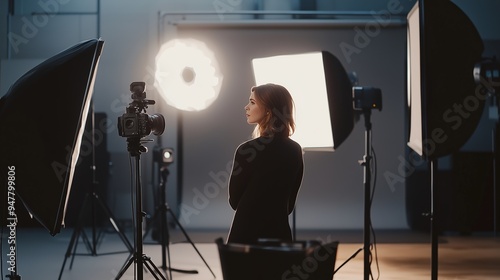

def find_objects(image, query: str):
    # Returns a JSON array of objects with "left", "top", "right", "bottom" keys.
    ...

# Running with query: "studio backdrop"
[{"left": 155, "top": 16, "right": 408, "bottom": 230}]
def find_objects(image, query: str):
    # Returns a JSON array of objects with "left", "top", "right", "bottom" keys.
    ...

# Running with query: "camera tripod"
[
  {"left": 144, "top": 161, "right": 216, "bottom": 279},
  {"left": 114, "top": 137, "right": 166, "bottom": 280}
]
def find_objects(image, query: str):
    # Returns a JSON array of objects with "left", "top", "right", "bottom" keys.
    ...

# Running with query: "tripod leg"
[
  {"left": 159, "top": 207, "right": 173, "bottom": 279},
  {"left": 69, "top": 231, "right": 83, "bottom": 269},
  {"left": 143, "top": 256, "right": 168, "bottom": 280},
  {"left": 114, "top": 254, "right": 136, "bottom": 280},
  {"left": 58, "top": 254, "right": 69, "bottom": 280},
  {"left": 79, "top": 229, "right": 94, "bottom": 255},
  {"left": 154, "top": 166, "right": 197, "bottom": 277},
  {"left": 154, "top": 204, "right": 197, "bottom": 276},
  {"left": 58, "top": 193, "right": 94, "bottom": 280},
  {"left": 59, "top": 191, "right": 132, "bottom": 279},
  {"left": 164, "top": 236, "right": 173, "bottom": 280},
  {"left": 95, "top": 193, "right": 134, "bottom": 252},
  {"left": 166, "top": 207, "right": 216, "bottom": 278},
  {"left": 333, "top": 247, "right": 363, "bottom": 275},
  {"left": 58, "top": 225, "right": 81, "bottom": 280}
]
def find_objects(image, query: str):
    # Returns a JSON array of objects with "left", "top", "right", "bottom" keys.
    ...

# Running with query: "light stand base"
[
  {"left": 115, "top": 253, "right": 166, "bottom": 280},
  {"left": 163, "top": 203, "right": 216, "bottom": 278},
  {"left": 58, "top": 192, "right": 134, "bottom": 280},
  {"left": 150, "top": 165, "right": 215, "bottom": 279}
]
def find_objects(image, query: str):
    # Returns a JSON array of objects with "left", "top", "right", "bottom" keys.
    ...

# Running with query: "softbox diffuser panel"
[
  {"left": 252, "top": 51, "right": 355, "bottom": 151},
  {"left": 407, "top": 0, "right": 484, "bottom": 160},
  {"left": 0, "top": 38, "right": 104, "bottom": 235}
]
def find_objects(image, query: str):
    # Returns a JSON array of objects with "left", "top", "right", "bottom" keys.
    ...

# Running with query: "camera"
[
  {"left": 353, "top": 86, "right": 382, "bottom": 111},
  {"left": 118, "top": 82, "right": 165, "bottom": 138},
  {"left": 118, "top": 111, "right": 165, "bottom": 138}
]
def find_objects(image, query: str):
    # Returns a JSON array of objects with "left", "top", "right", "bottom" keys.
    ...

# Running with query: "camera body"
[
  {"left": 353, "top": 86, "right": 382, "bottom": 111},
  {"left": 118, "top": 111, "right": 153, "bottom": 138},
  {"left": 117, "top": 82, "right": 165, "bottom": 138}
]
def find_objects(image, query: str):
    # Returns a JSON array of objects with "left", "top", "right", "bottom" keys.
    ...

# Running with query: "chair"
[{"left": 216, "top": 238, "right": 338, "bottom": 280}]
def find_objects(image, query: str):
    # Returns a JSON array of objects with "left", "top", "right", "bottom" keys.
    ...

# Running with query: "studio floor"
[{"left": 1, "top": 226, "right": 499, "bottom": 280}]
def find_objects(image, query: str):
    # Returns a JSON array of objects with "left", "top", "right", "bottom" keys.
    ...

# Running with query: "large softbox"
[
  {"left": 407, "top": 0, "right": 484, "bottom": 160},
  {"left": 0, "top": 38, "right": 104, "bottom": 235}
]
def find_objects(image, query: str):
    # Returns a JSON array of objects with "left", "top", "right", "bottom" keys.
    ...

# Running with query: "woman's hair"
[{"left": 251, "top": 83, "right": 296, "bottom": 138}]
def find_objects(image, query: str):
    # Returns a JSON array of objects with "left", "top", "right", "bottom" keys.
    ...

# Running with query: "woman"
[{"left": 227, "top": 83, "right": 304, "bottom": 244}]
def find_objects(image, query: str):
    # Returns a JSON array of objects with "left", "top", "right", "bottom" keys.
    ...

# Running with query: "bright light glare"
[
  {"left": 163, "top": 151, "right": 172, "bottom": 159},
  {"left": 253, "top": 52, "right": 334, "bottom": 151},
  {"left": 407, "top": 3, "right": 423, "bottom": 156},
  {"left": 154, "top": 38, "right": 223, "bottom": 111}
]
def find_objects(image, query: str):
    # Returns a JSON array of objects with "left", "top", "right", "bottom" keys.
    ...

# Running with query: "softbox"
[
  {"left": 253, "top": 51, "right": 355, "bottom": 151},
  {"left": 0, "top": 38, "right": 104, "bottom": 235},
  {"left": 407, "top": 0, "right": 484, "bottom": 160}
]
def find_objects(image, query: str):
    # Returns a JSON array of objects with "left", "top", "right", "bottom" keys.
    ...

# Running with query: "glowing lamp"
[
  {"left": 154, "top": 38, "right": 223, "bottom": 111},
  {"left": 252, "top": 51, "right": 355, "bottom": 151}
]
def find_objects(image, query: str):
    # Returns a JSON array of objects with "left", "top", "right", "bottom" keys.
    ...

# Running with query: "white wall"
[{"left": 168, "top": 20, "right": 408, "bottom": 230}]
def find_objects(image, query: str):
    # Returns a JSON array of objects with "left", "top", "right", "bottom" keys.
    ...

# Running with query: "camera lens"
[
  {"left": 125, "top": 119, "right": 135, "bottom": 129},
  {"left": 149, "top": 114, "right": 165, "bottom": 136}
]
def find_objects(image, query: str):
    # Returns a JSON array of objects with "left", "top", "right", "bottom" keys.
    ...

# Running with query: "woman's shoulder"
[
  {"left": 235, "top": 136, "right": 301, "bottom": 151},
  {"left": 236, "top": 137, "right": 259, "bottom": 148},
  {"left": 279, "top": 137, "right": 302, "bottom": 150},
  {"left": 287, "top": 137, "right": 302, "bottom": 147},
  {"left": 267, "top": 136, "right": 303, "bottom": 154},
  {"left": 233, "top": 137, "right": 261, "bottom": 154}
]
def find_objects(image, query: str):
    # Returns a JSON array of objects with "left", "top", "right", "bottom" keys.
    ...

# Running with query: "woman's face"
[{"left": 245, "top": 91, "right": 267, "bottom": 125}]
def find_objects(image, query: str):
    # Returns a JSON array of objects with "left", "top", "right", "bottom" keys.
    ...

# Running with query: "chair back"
[{"left": 216, "top": 238, "right": 338, "bottom": 280}]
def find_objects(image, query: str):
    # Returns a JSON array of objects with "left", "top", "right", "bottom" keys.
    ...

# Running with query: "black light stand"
[
  {"left": 145, "top": 148, "right": 216, "bottom": 279},
  {"left": 353, "top": 86, "right": 382, "bottom": 280},
  {"left": 157, "top": 165, "right": 176, "bottom": 280},
  {"left": 359, "top": 108, "right": 373, "bottom": 280},
  {"left": 115, "top": 137, "right": 166, "bottom": 280},
  {"left": 429, "top": 160, "right": 439, "bottom": 280},
  {"left": 329, "top": 105, "right": 377, "bottom": 280},
  {"left": 58, "top": 107, "right": 133, "bottom": 280}
]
